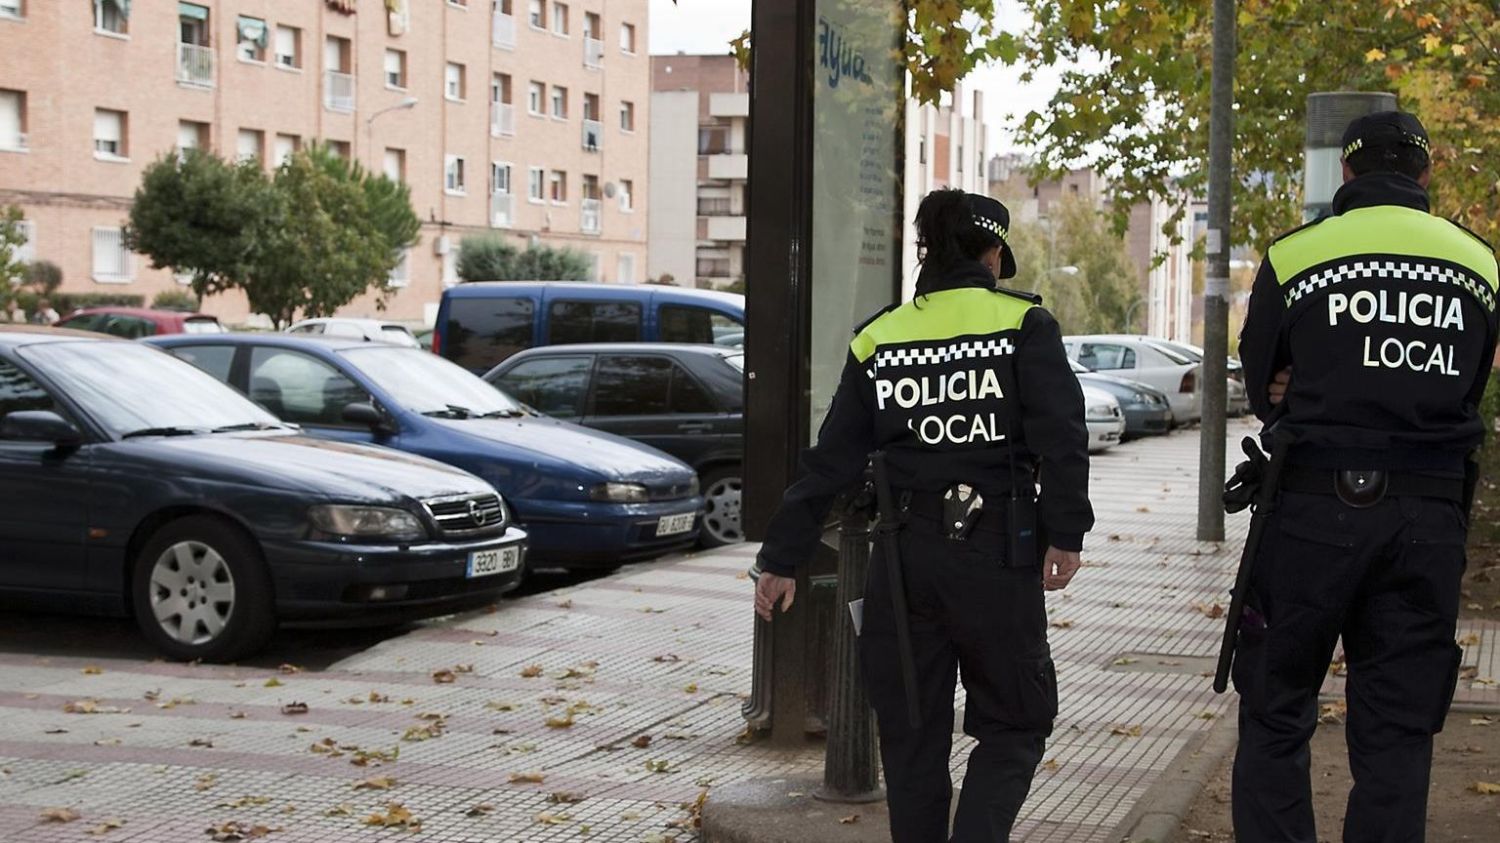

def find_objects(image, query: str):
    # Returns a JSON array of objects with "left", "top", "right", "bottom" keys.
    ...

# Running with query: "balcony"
[
  {"left": 709, "top": 93, "right": 749, "bottom": 118},
  {"left": 707, "top": 153, "right": 748, "bottom": 180},
  {"left": 706, "top": 216, "right": 747, "bottom": 242},
  {"left": 581, "top": 119, "right": 602, "bottom": 152},
  {"left": 584, "top": 37, "right": 604, "bottom": 69},
  {"left": 697, "top": 197, "right": 735, "bottom": 216},
  {"left": 324, "top": 70, "right": 355, "bottom": 113},
  {"left": 696, "top": 259, "right": 732, "bottom": 279},
  {"left": 492, "top": 11, "right": 516, "bottom": 49},
  {"left": 176, "top": 43, "right": 215, "bottom": 89},
  {"left": 491, "top": 103, "right": 516, "bottom": 137},
  {"left": 490, "top": 192, "right": 514, "bottom": 228},
  {"left": 581, "top": 198, "right": 602, "bottom": 234}
]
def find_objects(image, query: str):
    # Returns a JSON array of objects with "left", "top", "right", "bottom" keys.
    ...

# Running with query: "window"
[
  {"left": 385, "top": 50, "right": 407, "bottom": 89},
  {"left": 92, "top": 108, "right": 126, "bottom": 159},
  {"left": 619, "top": 179, "right": 634, "bottom": 212},
  {"left": 551, "top": 2, "right": 568, "bottom": 35},
  {"left": 328, "top": 140, "right": 350, "bottom": 160},
  {"left": 698, "top": 126, "right": 729, "bottom": 154},
  {"left": 495, "top": 356, "right": 591, "bottom": 417},
  {"left": 528, "top": 167, "right": 544, "bottom": 202},
  {"left": 0, "top": 0, "right": 22, "bottom": 20},
  {"left": 491, "top": 162, "right": 512, "bottom": 194},
  {"left": 528, "top": 82, "right": 544, "bottom": 115},
  {"left": 165, "top": 345, "right": 236, "bottom": 384},
  {"left": 236, "top": 128, "right": 263, "bottom": 163},
  {"left": 1078, "top": 343, "right": 1136, "bottom": 371},
  {"left": 445, "top": 155, "right": 467, "bottom": 194},
  {"left": 583, "top": 11, "right": 600, "bottom": 39},
  {"left": 273, "top": 134, "right": 299, "bottom": 167},
  {"left": 620, "top": 22, "right": 636, "bottom": 53},
  {"left": 91, "top": 227, "right": 133, "bottom": 283},
  {"left": 94, "top": 0, "right": 127, "bottom": 35},
  {"left": 581, "top": 174, "right": 600, "bottom": 201},
  {"left": 176, "top": 120, "right": 208, "bottom": 152},
  {"left": 619, "top": 100, "right": 635, "bottom": 132},
  {"left": 384, "top": 148, "right": 405, "bottom": 182},
  {"left": 0, "top": 360, "right": 57, "bottom": 432},
  {"left": 236, "top": 16, "right": 267, "bottom": 63},
  {"left": 528, "top": 0, "right": 544, "bottom": 28},
  {"left": 389, "top": 249, "right": 411, "bottom": 288},
  {"left": 551, "top": 86, "right": 567, "bottom": 119},
  {"left": 548, "top": 301, "right": 640, "bottom": 345},
  {"left": 618, "top": 253, "right": 637, "bottom": 284},
  {"left": 593, "top": 356, "right": 699, "bottom": 417},
  {"left": 492, "top": 73, "right": 512, "bottom": 104},
  {"left": 0, "top": 89, "right": 26, "bottom": 152},
  {"left": 445, "top": 62, "right": 466, "bottom": 101},
  {"left": 179, "top": 3, "right": 208, "bottom": 45},
  {"left": 548, "top": 170, "right": 567, "bottom": 203},
  {"left": 324, "top": 36, "right": 351, "bottom": 73},
  {"left": 658, "top": 306, "right": 741, "bottom": 345},
  {"left": 274, "top": 25, "right": 301, "bottom": 69},
  {"left": 443, "top": 297, "right": 535, "bottom": 370},
  {"left": 247, "top": 348, "right": 366, "bottom": 427}
]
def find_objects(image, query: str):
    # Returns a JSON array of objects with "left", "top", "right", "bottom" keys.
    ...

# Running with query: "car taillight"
[
  {"left": 431, "top": 330, "right": 441, "bottom": 355},
  {"left": 1180, "top": 369, "right": 1197, "bottom": 393}
]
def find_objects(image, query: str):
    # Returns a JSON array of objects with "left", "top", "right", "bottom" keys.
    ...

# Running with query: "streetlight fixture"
[{"left": 365, "top": 96, "right": 418, "bottom": 169}]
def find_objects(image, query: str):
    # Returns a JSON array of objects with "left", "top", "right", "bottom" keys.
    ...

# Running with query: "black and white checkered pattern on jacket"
[
  {"left": 1282, "top": 259, "right": 1496, "bottom": 312},
  {"left": 874, "top": 338, "right": 1016, "bottom": 369}
]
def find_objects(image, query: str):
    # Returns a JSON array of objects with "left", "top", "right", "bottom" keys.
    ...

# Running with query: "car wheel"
[
  {"left": 131, "top": 516, "right": 276, "bottom": 663},
  {"left": 699, "top": 466, "right": 744, "bottom": 548}
]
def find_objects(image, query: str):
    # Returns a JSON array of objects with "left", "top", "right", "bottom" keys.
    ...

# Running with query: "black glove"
[{"left": 1223, "top": 436, "right": 1268, "bottom": 515}]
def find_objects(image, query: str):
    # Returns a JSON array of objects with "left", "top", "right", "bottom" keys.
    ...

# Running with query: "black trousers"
[
  {"left": 859, "top": 519, "right": 1056, "bottom": 843},
  {"left": 1232, "top": 493, "right": 1467, "bottom": 843}
]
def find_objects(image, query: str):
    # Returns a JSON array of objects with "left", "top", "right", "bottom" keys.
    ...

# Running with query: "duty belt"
[
  {"left": 1280, "top": 465, "right": 1464, "bottom": 508},
  {"left": 898, "top": 489, "right": 1011, "bottom": 534}
]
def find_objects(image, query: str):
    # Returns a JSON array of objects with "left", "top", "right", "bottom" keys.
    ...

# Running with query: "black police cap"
[
  {"left": 1341, "top": 111, "right": 1431, "bottom": 160},
  {"left": 966, "top": 194, "right": 1018, "bottom": 280}
]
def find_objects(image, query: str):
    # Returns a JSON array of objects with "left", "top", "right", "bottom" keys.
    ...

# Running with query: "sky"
[{"left": 646, "top": 0, "right": 1070, "bottom": 155}]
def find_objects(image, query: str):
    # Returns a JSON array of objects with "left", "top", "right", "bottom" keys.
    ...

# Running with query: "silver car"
[{"left": 1063, "top": 334, "right": 1203, "bottom": 424}]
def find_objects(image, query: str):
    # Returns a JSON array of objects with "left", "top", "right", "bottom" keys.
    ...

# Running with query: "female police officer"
[{"left": 752, "top": 188, "right": 1094, "bottom": 841}]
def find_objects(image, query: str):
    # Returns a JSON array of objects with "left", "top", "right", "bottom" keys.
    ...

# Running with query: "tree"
[
  {"left": 24, "top": 261, "right": 62, "bottom": 298},
  {"left": 456, "top": 234, "right": 519, "bottom": 282},
  {"left": 1001, "top": 1, "right": 1500, "bottom": 250},
  {"left": 1005, "top": 197, "right": 1141, "bottom": 335},
  {"left": 0, "top": 205, "right": 28, "bottom": 290},
  {"left": 456, "top": 235, "right": 593, "bottom": 282}
]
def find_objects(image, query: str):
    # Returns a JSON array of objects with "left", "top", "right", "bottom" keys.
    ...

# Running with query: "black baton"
[
  {"left": 1213, "top": 433, "right": 1293, "bottom": 694},
  {"left": 871, "top": 452, "right": 922, "bottom": 728}
]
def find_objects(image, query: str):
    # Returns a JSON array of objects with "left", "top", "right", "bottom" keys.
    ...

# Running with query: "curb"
[{"left": 1113, "top": 702, "right": 1238, "bottom": 843}]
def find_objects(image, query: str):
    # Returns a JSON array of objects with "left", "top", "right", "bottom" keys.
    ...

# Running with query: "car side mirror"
[
  {"left": 342, "top": 402, "right": 395, "bottom": 435},
  {"left": 1, "top": 410, "right": 83, "bottom": 448}
]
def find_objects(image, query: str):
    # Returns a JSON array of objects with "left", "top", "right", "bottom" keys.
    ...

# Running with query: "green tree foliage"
[
  {"left": 24, "top": 260, "right": 62, "bottom": 298},
  {"left": 0, "top": 205, "right": 28, "bottom": 290},
  {"left": 1004, "top": 198, "right": 1142, "bottom": 335},
  {"left": 456, "top": 235, "right": 593, "bottom": 282},
  {"left": 1003, "top": 1, "right": 1500, "bottom": 249},
  {"left": 152, "top": 289, "right": 201, "bottom": 312}
]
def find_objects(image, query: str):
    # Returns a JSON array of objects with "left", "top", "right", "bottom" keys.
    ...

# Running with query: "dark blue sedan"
[
  {"left": 0, "top": 327, "right": 528, "bottom": 662},
  {"left": 150, "top": 334, "right": 704, "bottom": 568}
]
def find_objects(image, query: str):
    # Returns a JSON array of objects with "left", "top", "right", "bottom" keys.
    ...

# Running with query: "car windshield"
[
  {"left": 724, "top": 352, "right": 744, "bottom": 372},
  {"left": 20, "top": 341, "right": 279, "bottom": 436},
  {"left": 342, "top": 346, "right": 525, "bottom": 417}
]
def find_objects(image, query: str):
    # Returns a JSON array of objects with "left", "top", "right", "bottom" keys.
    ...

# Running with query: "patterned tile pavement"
[{"left": 1, "top": 418, "right": 1490, "bottom": 842}]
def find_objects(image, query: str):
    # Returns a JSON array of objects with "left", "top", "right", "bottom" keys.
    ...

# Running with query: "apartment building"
[
  {"left": 0, "top": 0, "right": 650, "bottom": 324},
  {"left": 648, "top": 54, "right": 747, "bottom": 290},
  {"left": 901, "top": 87, "right": 987, "bottom": 297}
]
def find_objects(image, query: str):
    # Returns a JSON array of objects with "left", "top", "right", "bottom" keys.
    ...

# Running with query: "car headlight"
[
  {"left": 590, "top": 482, "right": 650, "bottom": 503},
  {"left": 1087, "top": 403, "right": 1115, "bottom": 418},
  {"left": 686, "top": 475, "right": 700, "bottom": 497},
  {"left": 308, "top": 505, "right": 426, "bottom": 541}
]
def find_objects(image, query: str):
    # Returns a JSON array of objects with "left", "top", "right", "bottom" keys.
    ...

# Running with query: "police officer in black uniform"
[
  {"left": 751, "top": 189, "right": 1094, "bottom": 842},
  {"left": 1235, "top": 111, "right": 1499, "bottom": 841}
]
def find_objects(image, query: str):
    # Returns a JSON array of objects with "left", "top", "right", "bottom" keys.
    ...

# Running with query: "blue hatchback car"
[{"left": 149, "top": 334, "right": 704, "bottom": 569}]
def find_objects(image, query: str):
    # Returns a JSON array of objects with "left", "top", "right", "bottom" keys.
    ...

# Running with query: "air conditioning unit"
[{"left": 433, "top": 235, "right": 450, "bottom": 256}]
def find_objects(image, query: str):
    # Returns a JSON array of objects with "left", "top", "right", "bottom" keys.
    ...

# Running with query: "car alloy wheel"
[
  {"left": 700, "top": 469, "right": 744, "bottom": 547},
  {"left": 149, "top": 540, "right": 237, "bottom": 646}
]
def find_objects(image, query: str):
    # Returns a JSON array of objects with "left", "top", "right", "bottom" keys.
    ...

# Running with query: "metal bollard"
[{"left": 814, "top": 492, "right": 883, "bottom": 803}]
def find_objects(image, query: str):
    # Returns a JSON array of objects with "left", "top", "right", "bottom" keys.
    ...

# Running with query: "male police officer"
[
  {"left": 752, "top": 190, "right": 1093, "bottom": 841},
  {"left": 1235, "top": 111, "right": 1499, "bottom": 841}
]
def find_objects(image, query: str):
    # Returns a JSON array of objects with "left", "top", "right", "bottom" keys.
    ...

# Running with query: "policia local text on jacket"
[
  {"left": 753, "top": 200, "right": 1094, "bottom": 840},
  {"left": 1235, "top": 135, "right": 1500, "bottom": 839}
]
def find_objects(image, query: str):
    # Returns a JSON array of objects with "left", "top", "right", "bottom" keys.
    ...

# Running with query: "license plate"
[
  {"left": 467, "top": 546, "right": 520, "bottom": 578},
  {"left": 656, "top": 512, "right": 695, "bottom": 537}
]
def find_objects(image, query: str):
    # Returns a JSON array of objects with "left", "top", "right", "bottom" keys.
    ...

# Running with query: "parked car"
[
  {"left": 486, "top": 343, "right": 745, "bottom": 547},
  {"left": 150, "top": 334, "right": 704, "bottom": 569},
  {"left": 57, "top": 307, "right": 224, "bottom": 339},
  {"left": 286, "top": 318, "right": 422, "bottom": 348},
  {"left": 1081, "top": 385, "right": 1126, "bottom": 452},
  {"left": 1063, "top": 334, "right": 1203, "bottom": 424},
  {"left": 0, "top": 326, "right": 527, "bottom": 661},
  {"left": 1144, "top": 339, "right": 1251, "bottom": 416},
  {"left": 1069, "top": 359, "right": 1174, "bottom": 438},
  {"left": 1151, "top": 339, "right": 1245, "bottom": 382},
  {"left": 434, "top": 282, "right": 746, "bottom": 373}
]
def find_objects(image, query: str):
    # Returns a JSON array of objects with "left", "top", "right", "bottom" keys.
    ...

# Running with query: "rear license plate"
[
  {"left": 467, "top": 546, "right": 520, "bottom": 578},
  {"left": 656, "top": 512, "right": 695, "bottom": 537}
]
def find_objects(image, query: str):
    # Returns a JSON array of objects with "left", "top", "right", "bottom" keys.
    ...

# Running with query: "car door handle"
[{"left": 677, "top": 422, "right": 713, "bottom": 433}]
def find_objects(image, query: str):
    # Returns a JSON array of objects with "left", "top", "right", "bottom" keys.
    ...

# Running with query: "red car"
[{"left": 56, "top": 307, "right": 225, "bottom": 339}]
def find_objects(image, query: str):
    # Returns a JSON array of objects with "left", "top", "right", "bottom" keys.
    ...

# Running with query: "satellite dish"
[{"left": 603, "top": 182, "right": 617, "bottom": 199}]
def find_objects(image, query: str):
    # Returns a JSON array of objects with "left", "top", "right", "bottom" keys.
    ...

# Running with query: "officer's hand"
[
  {"left": 754, "top": 572, "right": 797, "bottom": 621},
  {"left": 1268, "top": 367, "right": 1292, "bottom": 405},
  {"left": 1043, "top": 547, "right": 1081, "bottom": 591}
]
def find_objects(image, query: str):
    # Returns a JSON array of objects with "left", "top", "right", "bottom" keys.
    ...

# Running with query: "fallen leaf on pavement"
[
  {"left": 548, "top": 792, "right": 585, "bottom": 804},
  {"left": 195, "top": 773, "right": 218, "bottom": 791},
  {"left": 81, "top": 666, "right": 102, "bottom": 675},
  {"left": 1319, "top": 701, "right": 1348, "bottom": 725},
  {"left": 535, "top": 811, "right": 572, "bottom": 825},
  {"left": 510, "top": 771, "right": 546, "bottom": 783},
  {"left": 545, "top": 713, "right": 575, "bottom": 729},
  {"left": 229, "top": 711, "right": 247, "bottom": 720},
  {"left": 63, "top": 699, "right": 128, "bottom": 715},
  {"left": 1471, "top": 781, "right": 1500, "bottom": 795},
  {"left": 278, "top": 663, "right": 302, "bottom": 675},
  {"left": 840, "top": 815, "right": 859, "bottom": 824},
  {"left": 324, "top": 804, "right": 354, "bottom": 817},
  {"left": 39, "top": 807, "right": 80, "bottom": 823},
  {"left": 519, "top": 664, "right": 543, "bottom": 678},
  {"left": 262, "top": 678, "right": 283, "bottom": 688},
  {"left": 402, "top": 722, "right": 444, "bottom": 742},
  {"left": 368, "top": 691, "right": 390, "bottom": 703},
  {"left": 1112, "top": 657, "right": 1139, "bottom": 666},
  {"left": 1471, "top": 716, "right": 1496, "bottom": 726},
  {"left": 683, "top": 683, "right": 698, "bottom": 694},
  {"left": 1110, "top": 725, "right": 1144, "bottom": 737},
  {"left": 465, "top": 804, "right": 494, "bottom": 817},
  {"left": 93, "top": 738, "right": 121, "bottom": 746},
  {"left": 216, "top": 796, "right": 270, "bottom": 809},
  {"left": 485, "top": 701, "right": 517, "bottom": 712},
  {"left": 1050, "top": 620, "right": 1075, "bottom": 629},
  {"left": 43, "top": 728, "right": 68, "bottom": 735},
  {"left": 431, "top": 669, "right": 457, "bottom": 684},
  {"left": 276, "top": 702, "right": 308, "bottom": 716},
  {"left": 1136, "top": 506, "right": 1151, "bottom": 513},
  {"left": 1460, "top": 633, "right": 1482, "bottom": 646},
  {"left": 652, "top": 654, "right": 681, "bottom": 663},
  {"left": 1191, "top": 602, "right": 1227, "bottom": 619},
  {"left": 364, "top": 802, "right": 418, "bottom": 829},
  {"left": 645, "top": 759, "right": 673, "bottom": 773},
  {"left": 86, "top": 818, "right": 125, "bottom": 836},
  {"left": 632, "top": 734, "right": 652, "bottom": 748},
  {"left": 453, "top": 664, "right": 475, "bottom": 674},
  {"left": 188, "top": 738, "right": 214, "bottom": 748},
  {"left": 205, "top": 821, "right": 279, "bottom": 841},
  {"left": 1041, "top": 758, "right": 1062, "bottom": 773},
  {"left": 353, "top": 776, "right": 397, "bottom": 790},
  {"left": 557, "top": 599, "right": 573, "bottom": 609}
]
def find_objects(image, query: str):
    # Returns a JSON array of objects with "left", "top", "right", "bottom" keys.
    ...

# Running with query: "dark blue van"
[{"left": 433, "top": 282, "right": 745, "bottom": 373}]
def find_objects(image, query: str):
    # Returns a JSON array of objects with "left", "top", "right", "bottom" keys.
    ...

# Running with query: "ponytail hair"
[{"left": 914, "top": 188, "right": 1002, "bottom": 296}]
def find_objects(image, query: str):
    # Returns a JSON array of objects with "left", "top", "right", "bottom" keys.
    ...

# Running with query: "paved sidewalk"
[{"left": 0, "top": 418, "right": 1334, "bottom": 843}]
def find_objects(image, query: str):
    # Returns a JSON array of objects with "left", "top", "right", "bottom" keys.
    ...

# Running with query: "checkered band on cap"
[
  {"left": 973, "top": 215, "right": 1008, "bottom": 241},
  {"left": 1282, "top": 259, "right": 1495, "bottom": 312},
  {"left": 1343, "top": 133, "right": 1431, "bottom": 158},
  {"left": 874, "top": 338, "right": 1016, "bottom": 368}
]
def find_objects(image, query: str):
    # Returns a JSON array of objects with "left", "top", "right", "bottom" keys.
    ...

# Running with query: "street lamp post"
[{"left": 364, "top": 96, "right": 418, "bottom": 170}]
